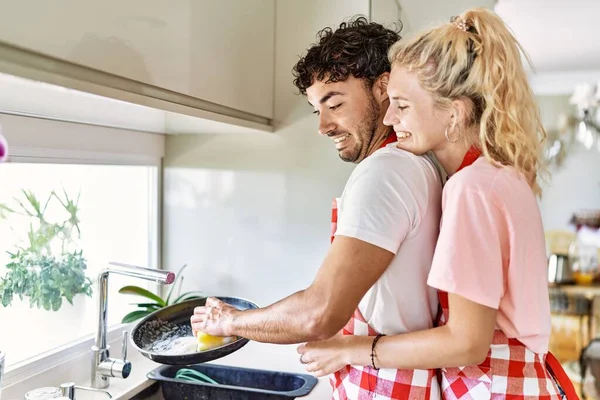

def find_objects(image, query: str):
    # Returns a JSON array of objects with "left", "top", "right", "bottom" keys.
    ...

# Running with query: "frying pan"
[{"left": 130, "top": 296, "right": 258, "bottom": 365}]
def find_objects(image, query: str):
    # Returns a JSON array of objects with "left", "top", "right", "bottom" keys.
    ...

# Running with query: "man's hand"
[{"left": 190, "top": 297, "right": 239, "bottom": 337}]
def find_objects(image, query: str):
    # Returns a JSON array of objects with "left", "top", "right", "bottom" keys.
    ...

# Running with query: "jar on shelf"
[{"left": 569, "top": 239, "right": 600, "bottom": 285}]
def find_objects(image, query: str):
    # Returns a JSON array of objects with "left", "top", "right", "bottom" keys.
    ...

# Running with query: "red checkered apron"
[
  {"left": 329, "top": 133, "right": 439, "bottom": 399},
  {"left": 331, "top": 306, "right": 438, "bottom": 399},
  {"left": 435, "top": 147, "right": 578, "bottom": 400},
  {"left": 436, "top": 291, "right": 577, "bottom": 399}
]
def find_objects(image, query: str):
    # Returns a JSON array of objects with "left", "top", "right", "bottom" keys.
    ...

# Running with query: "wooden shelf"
[{"left": 549, "top": 284, "right": 600, "bottom": 299}]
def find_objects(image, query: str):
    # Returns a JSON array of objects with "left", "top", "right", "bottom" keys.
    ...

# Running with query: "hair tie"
[{"left": 450, "top": 16, "right": 469, "bottom": 32}]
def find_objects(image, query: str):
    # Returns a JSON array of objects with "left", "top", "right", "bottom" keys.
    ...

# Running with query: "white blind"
[{"left": 0, "top": 113, "right": 164, "bottom": 165}]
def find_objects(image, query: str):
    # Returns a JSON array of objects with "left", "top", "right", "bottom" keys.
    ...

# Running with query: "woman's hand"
[{"left": 297, "top": 335, "right": 370, "bottom": 377}]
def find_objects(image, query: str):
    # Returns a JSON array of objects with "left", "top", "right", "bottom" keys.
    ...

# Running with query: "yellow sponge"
[{"left": 196, "top": 332, "right": 236, "bottom": 351}]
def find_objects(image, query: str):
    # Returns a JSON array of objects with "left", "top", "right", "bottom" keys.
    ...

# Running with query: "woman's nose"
[{"left": 383, "top": 104, "right": 399, "bottom": 127}]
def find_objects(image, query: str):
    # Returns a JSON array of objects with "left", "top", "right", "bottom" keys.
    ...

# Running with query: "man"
[{"left": 191, "top": 17, "right": 442, "bottom": 398}]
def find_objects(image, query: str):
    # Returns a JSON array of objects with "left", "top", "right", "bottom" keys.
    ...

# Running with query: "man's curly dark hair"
[{"left": 292, "top": 16, "right": 402, "bottom": 95}]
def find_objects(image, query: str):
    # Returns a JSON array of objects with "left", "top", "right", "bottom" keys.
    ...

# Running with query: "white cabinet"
[
  {"left": 189, "top": 2, "right": 275, "bottom": 119},
  {"left": 0, "top": 0, "right": 275, "bottom": 119}
]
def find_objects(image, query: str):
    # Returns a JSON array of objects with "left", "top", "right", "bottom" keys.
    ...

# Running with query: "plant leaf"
[
  {"left": 18, "top": 189, "right": 41, "bottom": 217},
  {"left": 0, "top": 203, "right": 15, "bottom": 221},
  {"left": 172, "top": 291, "right": 205, "bottom": 304},
  {"left": 121, "top": 310, "right": 152, "bottom": 323},
  {"left": 119, "top": 285, "right": 165, "bottom": 306},
  {"left": 0, "top": 188, "right": 92, "bottom": 311},
  {"left": 165, "top": 264, "right": 188, "bottom": 305},
  {"left": 130, "top": 302, "right": 162, "bottom": 310}
]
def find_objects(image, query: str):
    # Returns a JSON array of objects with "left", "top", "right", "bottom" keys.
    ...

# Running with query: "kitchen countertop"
[{"left": 3, "top": 341, "right": 331, "bottom": 400}]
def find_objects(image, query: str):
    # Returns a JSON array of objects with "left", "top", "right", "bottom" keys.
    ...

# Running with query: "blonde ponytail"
[{"left": 388, "top": 8, "right": 546, "bottom": 195}]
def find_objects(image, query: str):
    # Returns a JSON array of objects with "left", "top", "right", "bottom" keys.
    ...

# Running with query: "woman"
[{"left": 297, "top": 8, "right": 578, "bottom": 399}]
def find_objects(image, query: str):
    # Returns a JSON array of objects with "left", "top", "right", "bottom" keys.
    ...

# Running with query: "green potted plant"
[
  {"left": 119, "top": 264, "right": 204, "bottom": 323},
  {"left": 0, "top": 189, "right": 93, "bottom": 311}
]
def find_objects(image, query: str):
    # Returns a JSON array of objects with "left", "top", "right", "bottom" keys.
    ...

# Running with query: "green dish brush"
[{"left": 174, "top": 368, "right": 220, "bottom": 385}]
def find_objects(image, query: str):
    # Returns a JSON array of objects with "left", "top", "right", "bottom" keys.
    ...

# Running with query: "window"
[{"left": 0, "top": 161, "right": 159, "bottom": 368}]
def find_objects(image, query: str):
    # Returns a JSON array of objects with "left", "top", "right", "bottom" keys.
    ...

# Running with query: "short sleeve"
[
  {"left": 335, "top": 157, "right": 417, "bottom": 254},
  {"left": 427, "top": 186, "right": 505, "bottom": 309}
]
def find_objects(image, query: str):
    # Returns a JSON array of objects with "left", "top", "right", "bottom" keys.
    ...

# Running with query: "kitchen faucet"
[
  {"left": 91, "top": 262, "right": 175, "bottom": 389},
  {"left": 60, "top": 382, "right": 113, "bottom": 399}
]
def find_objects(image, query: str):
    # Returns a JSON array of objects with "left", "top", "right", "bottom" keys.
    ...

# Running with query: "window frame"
[{"left": 1, "top": 120, "right": 163, "bottom": 386}]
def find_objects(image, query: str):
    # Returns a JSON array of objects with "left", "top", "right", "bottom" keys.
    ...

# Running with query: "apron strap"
[{"left": 546, "top": 351, "right": 580, "bottom": 399}]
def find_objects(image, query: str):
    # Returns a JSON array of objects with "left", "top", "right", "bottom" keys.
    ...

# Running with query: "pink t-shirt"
[{"left": 427, "top": 157, "right": 551, "bottom": 354}]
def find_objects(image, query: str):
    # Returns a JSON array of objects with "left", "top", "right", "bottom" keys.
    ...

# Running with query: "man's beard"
[{"left": 338, "top": 96, "right": 380, "bottom": 163}]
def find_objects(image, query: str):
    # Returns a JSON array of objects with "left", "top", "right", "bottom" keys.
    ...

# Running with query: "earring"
[{"left": 445, "top": 125, "right": 459, "bottom": 143}]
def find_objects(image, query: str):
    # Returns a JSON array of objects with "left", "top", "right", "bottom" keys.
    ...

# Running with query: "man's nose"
[{"left": 318, "top": 114, "right": 336, "bottom": 136}]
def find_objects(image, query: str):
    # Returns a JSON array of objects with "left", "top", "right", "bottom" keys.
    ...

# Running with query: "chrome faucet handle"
[
  {"left": 110, "top": 358, "right": 132, "bottom": 380},
  {"left": 121, "top": 330, "right": 128, "bottom": 361},
  {"left": 60, "top": 382, "right": 113, "bottom": 399},
  {"left": 92, "top": 263, "right": 173, "bottom": 389}
]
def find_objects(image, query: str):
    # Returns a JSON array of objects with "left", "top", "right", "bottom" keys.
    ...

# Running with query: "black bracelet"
[{"left": 371, "top": 334, "right": 384, "bottom": 370}]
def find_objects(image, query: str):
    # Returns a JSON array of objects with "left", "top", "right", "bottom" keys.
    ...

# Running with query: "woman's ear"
[
  {"left": 373, "top": 72, "right": 390, "bottom": 104},
  {"left": 450, "top": 98, "right": 469, "bottom": 131}
]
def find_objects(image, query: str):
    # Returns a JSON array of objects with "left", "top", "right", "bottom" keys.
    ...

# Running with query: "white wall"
[
  {"left": 399, "top": 0, "right": 496, "bottom": 35},
  {"left": 162, "top": 1, "right": 367, "bottom": 306},
  {"left": 537, "top": 95, "right": 600, "bottom": 231},
  {"left": 540, "top": 145, "right": 600, "bottom": 230},
  {"left": 371, "top": 0, "right": 402, "bottom": 28}
]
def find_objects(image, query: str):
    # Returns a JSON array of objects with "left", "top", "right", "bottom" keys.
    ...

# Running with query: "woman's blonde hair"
[{"left": 388, "top": 8, "right": 546, "bottom": 195}]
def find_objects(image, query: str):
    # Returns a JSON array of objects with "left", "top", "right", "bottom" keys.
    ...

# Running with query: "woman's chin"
[{"left": 395, "top": 141, "right": 420, "bottom": 155}]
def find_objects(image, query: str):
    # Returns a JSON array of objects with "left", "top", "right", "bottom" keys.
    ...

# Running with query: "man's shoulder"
[{"left": 352, "top": 145, "right": 439, "bottom": 180}]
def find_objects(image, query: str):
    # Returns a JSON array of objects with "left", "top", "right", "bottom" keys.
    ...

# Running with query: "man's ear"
[{"left": 372, "top": 72, "right": 390, "bottom": 103}]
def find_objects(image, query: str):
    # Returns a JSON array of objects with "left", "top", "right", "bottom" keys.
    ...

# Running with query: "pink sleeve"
[{"left": 427, "top": 185, "right": 506, "bottom": 309}]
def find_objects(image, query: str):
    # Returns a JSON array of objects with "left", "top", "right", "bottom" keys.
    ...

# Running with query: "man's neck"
[{"left": 366, "top": 127, "right": 394, "bottom": 157}]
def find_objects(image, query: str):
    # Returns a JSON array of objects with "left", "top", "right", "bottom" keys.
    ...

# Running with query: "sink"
[
  {"left": 131, "top": 363, "right": 318, "bottom": 400},
  {"left": 129, "top": 383, "right": 164, "bottom": 400}
]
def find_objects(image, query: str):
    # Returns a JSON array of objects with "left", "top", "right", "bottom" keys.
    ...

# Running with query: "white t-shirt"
[{"left": 335, "top": 144, "right": 442, "bottom": 334}]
